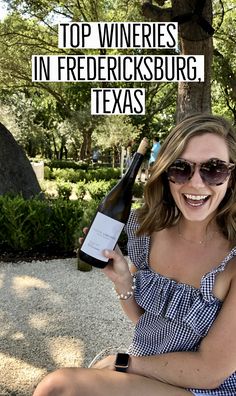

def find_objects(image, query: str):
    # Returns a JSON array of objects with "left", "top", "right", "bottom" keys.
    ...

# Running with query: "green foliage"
[
  {"left": 49, "top": 167, "right": 120, "bottom": 183},
  {"left": 1, "top": 0, "right": 235, "bottom": 163},
  {"left": 0, "top": 2, "right": 176, "bottom": 162},
  {"left": 46, "top": 160, "right": 89, "bottom": 171},
  {"left": 0, "top": 195, "right": 37, "bottom": 250},
  {"left": 93, "top": 115, "right": 141, "bottom": 151},
  {"left": 0, "top": 195, "right": 87, "bottom": 253},
  {"left": 86, "top": 168, "right": 120, "bottom": 181},
  {"left": 86, "top": 179, "right": 118, "bottom": 200},
  {"left": 132, "top": 182, "right": 144, "bottom": 198},
  {"left": 212, "top": 3, "right": 236, "bottom": 122},
  {"left": 44, "top": 165, "right": 51, "bottom": 179},
  {"left": 75, "top": 181, "right": 87, "bottom": 200},
  {"left": 49, "top": 199, "right": 84, "bottom": 252},
  {"left": 0, "top": 179, "right": 143, "bottom": 256},
  {"left": 74, "top": 199, "right": 99, "bottom": 250},
  {"left": 56, "top": 182, "right": 73, "bottom": 200},
  {"left": 51, "top": 168, "right": 86, "bottom": 183}
]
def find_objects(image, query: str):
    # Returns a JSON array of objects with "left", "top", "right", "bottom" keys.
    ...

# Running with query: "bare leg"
[{"left": 33, "top": 367, "right": 193, "bottom": 396}]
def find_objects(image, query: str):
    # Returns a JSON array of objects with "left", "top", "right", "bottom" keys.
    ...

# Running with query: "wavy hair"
[{"left": 137, "top": 113, "right": 236, "bottom": 240}]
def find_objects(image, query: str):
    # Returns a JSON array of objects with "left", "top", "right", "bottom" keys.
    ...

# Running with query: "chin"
[{"left": 181, "top": 208, "right": 216, "bottom": 223}]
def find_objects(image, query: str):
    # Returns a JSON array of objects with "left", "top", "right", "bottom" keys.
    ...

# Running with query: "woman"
[{"left": 33, "top": 113, "right": 236, "bottom": 396}]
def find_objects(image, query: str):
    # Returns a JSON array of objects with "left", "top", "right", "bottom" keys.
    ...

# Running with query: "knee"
[{"left": 33, "top": 368, "right": 79, "bottom": 396}]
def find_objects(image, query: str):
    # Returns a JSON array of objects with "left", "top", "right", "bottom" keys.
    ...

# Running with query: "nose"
[{"left": 188, "top": 165, "right": 206, "bottom": 187}]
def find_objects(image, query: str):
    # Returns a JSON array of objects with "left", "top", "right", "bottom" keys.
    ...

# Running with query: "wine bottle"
[{"left": 79, "top": 137, "right": 148, "bottom": 268}]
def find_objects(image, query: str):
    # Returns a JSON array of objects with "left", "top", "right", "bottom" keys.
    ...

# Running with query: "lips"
[{"left": 183, "top": 193, "right": 210, "bottom": 207}]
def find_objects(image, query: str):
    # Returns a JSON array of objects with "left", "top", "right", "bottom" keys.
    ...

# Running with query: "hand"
[
  {"left": 102, "top": 247, "right": 131, "bottom": 285},
  {"left": 79, "top": 228, "right": 132, "bottom": 284},
  {"left": 91, "top": 355, "right": 116, "bottom": 370}
]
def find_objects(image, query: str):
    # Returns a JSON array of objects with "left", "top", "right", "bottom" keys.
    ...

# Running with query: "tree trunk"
[
  {"left": 141, "top": 0, "right": 213, "bottom": 122},
  {"left": 80, "top": 130, "right": 92, "bottom": 161},
  {"left": 0, "top": 123, "right": 42, "bottom": 199},
  {"left": 177, "top": 37, "right": 213, "bottom": 122}
]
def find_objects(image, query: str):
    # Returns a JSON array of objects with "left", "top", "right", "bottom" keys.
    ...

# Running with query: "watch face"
[{"left": 115, "top": 353, "right": 129, "bottom": 367}]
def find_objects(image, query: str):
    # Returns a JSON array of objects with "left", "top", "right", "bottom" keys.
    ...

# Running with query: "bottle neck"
[{"left": 124, "top": 152, "right": 144, "bottom": 180}]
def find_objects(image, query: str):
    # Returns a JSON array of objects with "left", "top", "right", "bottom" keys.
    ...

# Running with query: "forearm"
[
  {"left": 119, "top": 297, "right": 144, "bottom": 323},
  {"left": 128, "top": 351, "right": 223, "bottom": 390},
  {"left": 101, "top": 249, "right": 144, "bottom": 323},
  {"left": 114, "top": 275, "right": 144, "bottom": 324}
]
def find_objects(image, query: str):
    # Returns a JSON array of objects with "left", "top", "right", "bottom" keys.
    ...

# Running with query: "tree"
[
  {"left": 0, "top": 123, "right": 42, "bottom": 198},
  {"left": 212, "top": 3, "right": 236, "bottom": 123},
  {"left": 1, "top": 0, "right": 233, "bottom": 160},
  {"left": 0, "top": 1, "right": 176, "bottom": 158},
  {"left": 93, "top": 115, "right": 141, "bottom": 167},
  {"left": 141, "top": 0, "right": 214, "bottom": 121}
]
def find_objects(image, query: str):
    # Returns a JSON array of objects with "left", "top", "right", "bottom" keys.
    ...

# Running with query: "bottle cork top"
[{"left": 137, "top": 137, "right": 149, "bottom": 155}]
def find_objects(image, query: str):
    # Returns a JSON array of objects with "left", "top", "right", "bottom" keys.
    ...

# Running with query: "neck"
[{"left": 177, "top": 217, "right": 219, "bottom": 245}]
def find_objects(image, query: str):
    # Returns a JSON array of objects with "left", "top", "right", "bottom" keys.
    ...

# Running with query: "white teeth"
[{"left": 184, "top": 194, "right": 208, "bottom": 201}]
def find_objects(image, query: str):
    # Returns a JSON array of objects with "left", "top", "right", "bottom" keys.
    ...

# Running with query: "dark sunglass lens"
[
  {"left": 168, "top": 160, "right": 192, "bottom": 184},
  {"left": 201, "top": 161, "right": 230, "bottom": 185}
]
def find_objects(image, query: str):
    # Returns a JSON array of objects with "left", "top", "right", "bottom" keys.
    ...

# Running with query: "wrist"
[
  {"left": 113, "top": 274, "right": 136, "bottom": 300},
  {"left": 114, "top": 271, "right": 132, "bottom": 288},
  {"left": 114, "top": 353, "right": 130, "bottom": 372},
  {"left": 126, "top": 355, "right": 138, "bottom": 375}
]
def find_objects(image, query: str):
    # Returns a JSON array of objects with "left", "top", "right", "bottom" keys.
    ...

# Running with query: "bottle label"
[{"left": 81, "top": 212, "right": 124, "bottom": 262}]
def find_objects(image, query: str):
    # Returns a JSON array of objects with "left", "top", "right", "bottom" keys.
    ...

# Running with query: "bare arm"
[
  {"left": 127, "top": 274, "right": 236, "bottom": 389},
  {"left": 79, "top": 229, "right": 143, "bottom": 323},
  {"left": 102, "top": 248, "right": 144, "bottom": 323}
]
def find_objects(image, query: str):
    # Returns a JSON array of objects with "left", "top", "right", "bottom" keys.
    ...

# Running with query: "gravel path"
[{"left": 0, "top": 259, "right": 134, "bottom": 396}]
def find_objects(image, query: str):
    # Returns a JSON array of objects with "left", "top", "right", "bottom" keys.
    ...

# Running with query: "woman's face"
[{"left": 169, "top": 133, "right": 231, "bottom": 223}]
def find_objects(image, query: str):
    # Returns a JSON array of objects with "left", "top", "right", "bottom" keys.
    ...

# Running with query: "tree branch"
[{"left": 141, "top": 1, "right": 172, "bottom": 22}]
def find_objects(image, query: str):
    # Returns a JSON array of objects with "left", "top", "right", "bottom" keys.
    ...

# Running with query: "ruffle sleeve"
[
  {"left": 134, "top": 269, "right": 223, "bottom": 338},
  {"left": 124, "top": 210, "right": 149, "bottom": 270}
]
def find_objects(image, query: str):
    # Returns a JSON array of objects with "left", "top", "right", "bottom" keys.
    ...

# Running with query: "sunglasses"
[{"left": 167, "top": 158, "right": 235, "bottom": 186}]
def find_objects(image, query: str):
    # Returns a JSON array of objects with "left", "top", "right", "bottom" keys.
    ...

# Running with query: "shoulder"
[
  {"left": 213, "top": 246, "right": 236, "bottom": 301},
  {"left": 224, "top": 252, "right": 236, "bottom": 282}
]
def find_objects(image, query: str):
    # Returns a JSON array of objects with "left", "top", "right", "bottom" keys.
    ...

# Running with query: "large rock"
[{"left": 0, "top": 122, "right": 42, "bottom": 199}]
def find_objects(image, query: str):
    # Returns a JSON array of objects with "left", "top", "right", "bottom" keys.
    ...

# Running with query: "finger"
[
  {"left": 79, "top": 227, "right": 88, "bottom": 245},
  {"left": 78, "top": 237, "right": 84, "bottom": 245},
  {"left": 103, "top": 249, "right": 123, "bottom": 260},
  {"left": 114, "top": 245, "right": 123, "bottom": 255}
]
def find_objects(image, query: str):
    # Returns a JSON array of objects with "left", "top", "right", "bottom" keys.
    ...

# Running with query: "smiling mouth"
[{"left": 183, "top": 194, "right": 210, "bottom": 207}]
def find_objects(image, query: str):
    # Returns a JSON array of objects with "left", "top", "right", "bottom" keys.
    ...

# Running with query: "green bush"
[
  {"left": 0, "top": 195, "right": 88, "bottom": 253},
  {"left": 45, "top": 159, "right": 89, "bottom": 171},
  {"left": 132, "top": 182, "right": 144, "bottom": 198},
  {"left": 56, "top": 182, "right": 73, "bottom": 200},
  {"left": 74, "top": 199, "right": 99, "bottom": 250},
  {"left": 0, "top": 195, "right": 34, "bottom": 250},
  {"left": 86, "top": 179, "right": 117, "bottom": 200},
  {"left": 76, "top": 181, "right": 87, "bottom": 200},
  {"left": 51, "top": 167, "right": 120, "bottom": 183},
  {"left": 44, "top": 165, "right": 52, "bottom": 180},
  {"left": 49, "top": 199, "right": 85, "bottom": 252},
  {"left": 51, "top": 168, "right": 87, "bottom": 183},
  {"left": 86, "top": 168, "right": 120, "bottom": 181}
]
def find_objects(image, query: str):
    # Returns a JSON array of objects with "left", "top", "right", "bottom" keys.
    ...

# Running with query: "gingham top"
[{"left": 125, "top": 211, "right": 236, "bottom": 396}]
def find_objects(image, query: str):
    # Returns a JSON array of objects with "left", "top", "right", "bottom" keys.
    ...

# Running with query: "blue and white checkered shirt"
[{"left": 125, "top": 210, "right": 236, "bottom": 396}]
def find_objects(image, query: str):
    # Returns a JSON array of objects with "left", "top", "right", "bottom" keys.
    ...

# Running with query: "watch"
[{"left": 114, "top": 353, "right": 130, "bottom": 372}]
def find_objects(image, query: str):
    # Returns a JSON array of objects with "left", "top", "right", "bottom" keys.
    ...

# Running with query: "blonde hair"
[{"left": 137, "top": 113, "right": 236, "bottom": 240}]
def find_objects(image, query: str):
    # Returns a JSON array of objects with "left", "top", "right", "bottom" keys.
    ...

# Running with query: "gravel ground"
[{"left": 0, "top": 258, "right": 134, "bottom": 396}]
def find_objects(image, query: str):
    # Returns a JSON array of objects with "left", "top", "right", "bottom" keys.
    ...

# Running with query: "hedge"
[{"left": 0, "top": 195, "right": 97, "bottom": 254}]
